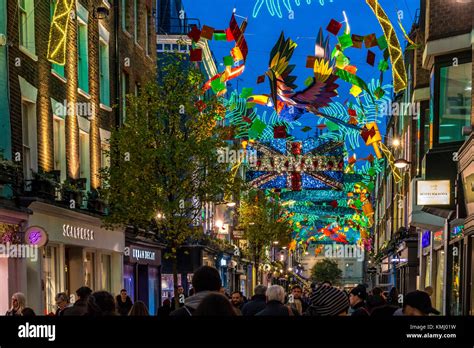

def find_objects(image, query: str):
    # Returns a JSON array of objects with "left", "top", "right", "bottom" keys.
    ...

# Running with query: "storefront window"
[
  {"left": 123, "top": 263, "right": 135, "bottom": 301},
  {"left": 43, "top": 245, "right": 60, "bottom": 314},
  {"left": 424, "top": 254, "right": 431, "bottom": 288},
  {"left": 161, "top": 274, "right": 182, "bottom": 300},
  {"left": 84, "top": 251, "right": 95, "bottom": 290},
  {"left": 434, "top": 250, "right": 444, "bottom": 312},
  {"left": 148, "top": 267, "right": 159, "bottom": 315},
  {"left": 450, "top": 243, "right": 462, "bottom": 315},
  {"left": 438, "top": 62, "right": 472, "bottom": 143},
  {"left": 100, "top": 254, "right": 111, "bottom": 292}
]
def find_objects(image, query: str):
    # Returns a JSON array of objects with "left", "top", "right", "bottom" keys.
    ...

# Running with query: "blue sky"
[{"left": 182, "top": 0, "right": 419, "bottom": 146}]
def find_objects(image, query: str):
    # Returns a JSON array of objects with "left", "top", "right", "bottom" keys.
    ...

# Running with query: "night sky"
[{"left": 182, "top": 0, "right": 419, "bottom": 148}]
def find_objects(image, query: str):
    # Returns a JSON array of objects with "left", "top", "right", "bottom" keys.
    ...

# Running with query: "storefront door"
[{"left": 449, "top": 241, "right": 463, "bottom": 315}]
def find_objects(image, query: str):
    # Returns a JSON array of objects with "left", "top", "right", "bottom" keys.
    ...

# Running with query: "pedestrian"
[
  {"left": 55, "top": 292, "right": 73, "bottom": 316},
  {"left": 366, "top": 294, "right": 386, "bottom": 314},
  {"left": 241, "top": 285, "right": 267, "bottom": 316},
  {"left": 388, "top": 287, "right": 400, "bottom": 307},
  {"left": 87, "top": 291, "right": 117, "bottom": 316},
  {"left": 189, "top": 288, "right": 195, "bottom": 297},
  {"left": 321, "top": 280, "right": 332, "bottom": 287},
  {"left": 21, "top": 307, "right": 36, "bottom": 316},
  {"left": 256, "top": 285, "right": 299, "bottom": 316},
  {"left": 171, "top": 285, "right": 186, "bottom": 311},
  {"left": 403, "top": 290, "right": 440, "bottom": 316},
  {"left": 306, "top": 286, "right": 350, "bottom": 316},
  {"left": 6, "top": 292, "right": 26, "bottom": 316},
  {"left": 157, "top": 299, "right": 172, "bottom": 318},
  {"left": 287, "top": 284, "right": 308, "bottom": 315},
  {"left": 194, "top": 293, "right": 238, "bottom": 316},
  {"left": 349, "top": 285, "right": 369, "bottom": 316},
  {"left": 115, "top": 289, "right": 133, "bottom": 316},
  {"left": 128, "top": 301, "right": 150, "bottom": 316},
  {"left": 170, "top": 266, "right": 222, "bottom": 317},
  {"left": 371, "top": 287, "right": 386, "bottom": 300},
  {"left": 63, "top": 286, "right": 92, "bottom": 316},
  {"left": 230, "top": 291, "right": 244, "bottom": 314}
]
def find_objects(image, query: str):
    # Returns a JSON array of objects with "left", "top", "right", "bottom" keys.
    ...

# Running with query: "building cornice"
[{"left": 422, "top": 30, "right": 473, "bottom": 70}]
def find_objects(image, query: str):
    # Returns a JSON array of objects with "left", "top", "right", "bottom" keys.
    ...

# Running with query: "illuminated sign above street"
[{"left": 417, "top": 180, "right": 450, "bottom": 205}]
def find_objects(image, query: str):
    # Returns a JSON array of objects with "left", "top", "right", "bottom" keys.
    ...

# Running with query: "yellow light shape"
[
  {"left": 350, "top": 85, "right": 362, "bottom": 97},
  {"left": 366, "top": 0, "right": 407, "bottom": 93},
  {"left": 379, "top": 142, "right": 402, "bottom": 183},
  {"left": 47, "top": 0, "right": 75, "bottom": 65},
  {"left": 313, "top": 59, "right": 333, "bottom": 83}
]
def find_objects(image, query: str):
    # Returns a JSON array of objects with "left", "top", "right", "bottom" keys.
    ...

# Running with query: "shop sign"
[
  {"left": 62, "top": 224, "right": 94, "bottom": 241},
  {"left": 421, "top": 231, "right": 431, "bottom": 248},
  {"left": 24, "top": 226, "right": 48, "bottom": 247},
  {"left": 463, "top": 173, "right": 474, "bottom": 203},
  {"left": 127, "top": 245, "right": 161, "bottom": 266},
  {"left": 451, "top": 225, "right": 464, "bottom": 240},
  {"left": 416, "top": 180, "right": 450, "bottom": 205},
  {"left": 232, "top": 229, "right": 244, "bottom": 239}
]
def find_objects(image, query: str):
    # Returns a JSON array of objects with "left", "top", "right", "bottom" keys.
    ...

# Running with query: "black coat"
[
  {"left": 157, "top": 305, "right": 172, "bottom": 318},
  {"left": 63, "top": 299, "right": 88, "bottom": 316},
  {"left": 255, "top": 300, "right": 299, "bottom": 316},
  {"left": 241, "top": 295, "right": 267, "bottom": 316},
  {"left": 116, "top": 296, "right": 133, "bottom": 316},
  {"left": 351, "top": 301, "right": 369, "bottom": 316}
]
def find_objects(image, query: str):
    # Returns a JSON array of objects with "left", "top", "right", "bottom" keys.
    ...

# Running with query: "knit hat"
[
  {"left": 404, "top": 290, "right": 440, "bottom": 315},
  {"left": 350, "top": 285, "right": 367, "bottom": 300},
  {"left": 309, "top": 286, "right": 350, "bottom": 316}
]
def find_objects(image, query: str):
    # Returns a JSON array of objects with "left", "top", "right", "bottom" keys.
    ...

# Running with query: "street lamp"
[
  {"left": 392, "top": 138, "right": 401, "bottom": 147},
  {"left": 394, "top": 159, "right": 410, "bottom": 169},
  {"left": 226, "top": 202, "right": 236, "bottom": 207}
]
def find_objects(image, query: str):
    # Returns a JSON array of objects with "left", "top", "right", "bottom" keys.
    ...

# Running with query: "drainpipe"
[{"left": 114, "top": 0, "right": 121, "bottom": 129}]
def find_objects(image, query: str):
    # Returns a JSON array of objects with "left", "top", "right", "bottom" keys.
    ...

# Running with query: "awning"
[
  {"left": 421, "top": 206, "right": 453, "bottom": 219},
  {"left": 410, "top": 209, "right": 446, "bottom": 231}
]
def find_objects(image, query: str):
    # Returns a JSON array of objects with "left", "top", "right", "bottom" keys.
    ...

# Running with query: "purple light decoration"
[{"left": 28, "top": 231, "right": 42, "bottom": 245}]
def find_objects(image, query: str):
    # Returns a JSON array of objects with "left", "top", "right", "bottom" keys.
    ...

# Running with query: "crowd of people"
[{"left": 5, "top": 266, "right": 440, "bottom": 317}]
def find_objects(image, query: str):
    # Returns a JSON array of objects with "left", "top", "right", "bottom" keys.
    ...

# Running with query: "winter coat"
[
  {"left": 241, "top": 294, "right": 267, "bottom": 316},
  {"left": 116, "top": 295, "right": 133, "bottom": 316},
  {"left": 170, "top": 291, "right": 215, "bottom": 317},
  {"left": 351, "top": 301, "right": 369, "bottom": 316},
  {"left": 63, "top": 299, "right": 88, "bottom": 316},
  {"left": 255, "top": 300, "right": 300, "bottom": 316}
]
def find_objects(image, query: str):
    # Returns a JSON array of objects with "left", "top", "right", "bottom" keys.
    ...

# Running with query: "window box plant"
[{"left": 61, "top": 180, "right": 85, "bottom": 208}]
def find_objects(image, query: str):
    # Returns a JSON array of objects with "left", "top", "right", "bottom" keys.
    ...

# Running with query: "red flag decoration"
[
  {"left": 190, "top": 48, "right": 202, "bottom": 62},
  {"left": 330, "top": 201, "right": 338, "bottom": 208},
  {"left": 316, "top": 124, "right": 327, "bottom": 130},
  {"left": 348, "top": 109, "right": 357, "bottom": 116},
  {"left": 273, "top": 126, "right": 287, "bottom": 139},
  {"left": 200, "top": 25, "right": 214, "bottom": 40},
  {"left": 195, "top": 100, "right": 206, "bottom": 112},
  {"left": 225, "top": 28, "right": 234, "bottom": 41},
  {"left": 257, "top": 75, "right": 265, "bottom": 84},
  {"left": 364, "top": 34, "right": 378, "bottom": 48},
  {"left": 291, "top": 142, "right": 302, "bottom": 155},
  {"left": 326, "top": 19, "right": 343, "bottom": 35},
  {"left": 243, "top": 116, "right": 252, "bottom": 123},
  {"left": 360, "top": 126, "right": 377, "bottom": 143},
  {"left": 187, "top": 26, "right": 201, "bottom": 42},
  {"left": 351, "top": 34, "right": 364, "bottom": 48},
  {"left": 291, "top": 172, "right": 302, "bottom": 191},
  {"left": 367, "top": 50, "right": 376, "bottom": 66},
  {"left": 229, "top": 14, "right": 248, "bottom": 62}
]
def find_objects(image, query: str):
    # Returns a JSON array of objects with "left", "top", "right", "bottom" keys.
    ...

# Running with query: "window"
[
  {"left": 53, "top": 117, "right": 66, "bottom": 182},
  {"left": 100, "top": 254, "right": 112, "bottom": 292},
  {"left": 145, "top": 11, "right": 150, "bottom": 55},
  {"left": 77, "top": 20, "right": 89, "bottom": 93},
  {"left": 18, "top": 0, "right": 36, "bottom": 55},
  {"left": 133, "top": 0, "right": 138, "bottom": 43},
  {"left": 42, "top": 246, "right": 60, "bottom": 314},
  {"left": 438, "top": 62, "right": 472, "bottom": 143},
  {"left": 84, "top": 251, "right": 95, "bottom": 290},
  {"left": 21, "top": 101, "right": 37, "bottom": 181},
  {"left": 121, "top": 72, "right": 129, "bottom": 123},
  {"left": 79, "top": 131, "right": 90, "bottom": 191},
  {"left": 121, "top": 0, "right": 130, "bottom": 32},
  {"left": 99, "top": 38, "right": 110, "bottom": 106},
  {"left": 50, "top": 1, "right": 65, "bottom": 78},
  {"left": 101, "top": 142, "right": 110, "bottom": 170}
]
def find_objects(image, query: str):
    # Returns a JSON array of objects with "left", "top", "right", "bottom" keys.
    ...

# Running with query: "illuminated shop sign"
[
  {"left": 24, "top": 226, "right": 48, "bottom": 247},
  {"left": 421, "top": 231, "right": 430, "bottom": 248},
  {"left": 417, "top": 180, "right": 450, "bottom": 205},
  {"left": 451, "top": 225, "right": 464, "bottom": 240},
  {"left": 62, "top": 224, "right": 95, "bottom": 241}
]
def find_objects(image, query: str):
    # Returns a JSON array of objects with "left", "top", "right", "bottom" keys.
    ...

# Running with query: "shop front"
[
  {"left": 26, "top": 201, "right": 124, "bottom": 314},
  {"left": 0, "top": 205, "right": 29, "bottom": 314},
  {"left": 124, "top": 241, "right": 162, "bottom": 315}
]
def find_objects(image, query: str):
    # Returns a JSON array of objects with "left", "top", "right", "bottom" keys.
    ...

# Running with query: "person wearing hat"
[
  {"left": 306, "top": 286, "right": 350, "bottom": 316},
  {"left": 403, "top": 290, "right": 440, "bottom": 316},
  {"left": 349, "top": 285, "right": 369, "bottom": 316}
]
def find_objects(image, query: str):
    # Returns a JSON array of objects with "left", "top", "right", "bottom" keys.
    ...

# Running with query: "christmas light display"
[{"left": 47, "top": 0, "right": 75, "bottom": 65}]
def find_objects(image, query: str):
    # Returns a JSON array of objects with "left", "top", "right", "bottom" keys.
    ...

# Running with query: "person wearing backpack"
[
  {"left": 170, "top": 265, "right": 222, "bottom": 317},
  {"left": 349, "top": 285, "right": 369, "bottom": 316}
]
